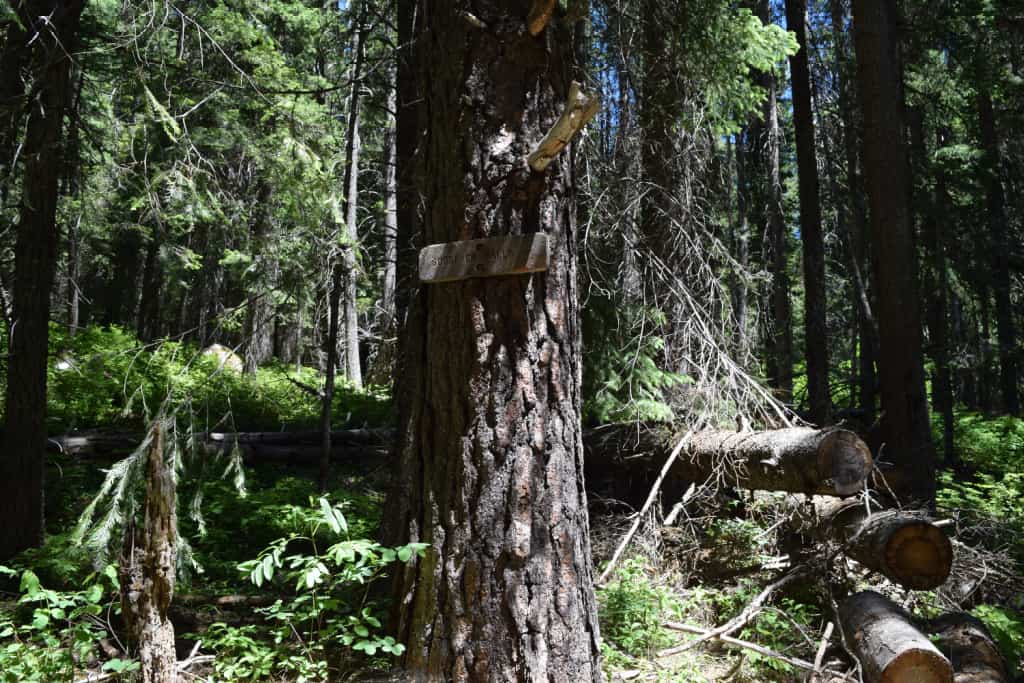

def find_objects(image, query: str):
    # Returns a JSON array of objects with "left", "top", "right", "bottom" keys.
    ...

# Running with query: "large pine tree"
[{"left": 384, "top": 0, "right": 603, "bottom": 679}]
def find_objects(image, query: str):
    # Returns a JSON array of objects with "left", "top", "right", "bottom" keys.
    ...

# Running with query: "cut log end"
[
  {"left": 817, "top": 429, "right": 873, "bottom": 496},
  {"left": 885, "top": 521, "right": 953, "bottom": 590},
  {"left": 882, "top": 650, "right": 956, "bottom": 683}
]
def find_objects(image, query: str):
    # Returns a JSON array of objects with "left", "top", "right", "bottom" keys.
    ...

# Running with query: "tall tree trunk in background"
[
  {"left": 977, "top": 90, "right": 1019, "bottom": 415},
  {"left": 786, "top": 0, "right": 830, "bottom": 424},
  {"left": 638, "top": 0, "right": 675, "bottom": 258},
  {"left": 105, "top": 226, "right": 144, "bottom": 326},
  {"left": 732, "top": 132, "right": 750, "bottom": 353},
  {"left": 320, "top": 3, "right": 367, "bottom": 490},
  {"left": 909, "top": 109, "right": 956, "bottom": 468},
  {"left": 385, "top": 1, "right": 603, "bottom": 679},
  {"left": 829, "top": 0, "right": 877, "bottom": 425},
  {"left": 766, "top": 73, "right": 794, "bottom": 401},
  {"left": 136, "top": 230, "right": 163, "bottom": 342},
  {"left": 851, "top": 0, "right": 936, "bottom": 502},
  {"left": 0, "top": 0, "right": 84, "bottom": 560},
  {"left": 929, "top": 133, "right": 957, "bottom": 467},
  {"left": 0, "top": 21, "right": 28, "bottom": 208},
  {"left": 244, "top": 182, "right": 275, "bottom": 375},
  {"left": 341, "top": 65, "right": 364, "bottom": 389},
  {"left": 64, "top": 67, "right": 83, "bottom": 336},
  {"left": 381, "top": 67, "right": 398, "bottom": 327}
]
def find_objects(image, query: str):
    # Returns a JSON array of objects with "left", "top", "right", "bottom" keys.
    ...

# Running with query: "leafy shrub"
[
  {"left": 199, "top": 497, "right": 425, "bottom": 682},
  {"left": 598, "top": 558, "right": 681, "bottom": 657},
  {"left": 0, "top": 564, "right": 129, "bottom": 683}
]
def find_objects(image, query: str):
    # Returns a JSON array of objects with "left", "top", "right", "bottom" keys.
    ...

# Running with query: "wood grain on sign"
[{"left": 418, "top": 234, "right": 549, "bottom": 283}]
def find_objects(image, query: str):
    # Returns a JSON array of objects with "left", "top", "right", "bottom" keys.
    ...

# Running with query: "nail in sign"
[{"left": 418, "top": 234, "right": 549, "bottom": 283}]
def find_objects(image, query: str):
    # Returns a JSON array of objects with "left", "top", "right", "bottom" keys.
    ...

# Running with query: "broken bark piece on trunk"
[
  {"left": 839, "top": 591, "right": 952, "bottom": 683},
  {"left": 926, "top": 613, "right": 1010, "bottom": 683},
  {"left": 527, "top": 81, "right": 600, "bottom": 172}
]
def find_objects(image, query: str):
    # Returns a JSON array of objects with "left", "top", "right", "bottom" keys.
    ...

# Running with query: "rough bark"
[
  {"left": 851, "top": 0, "right": 936, "bottom": 502},
  {"left": 0, "top": 0, "right": 84, "bottom": 561},
  {"left": 384, "top": 1, "right": 603, "bottom": 680},
  {"left": 799, "top": 498, "right": 952, "bottom": 589},
  {"left": 925, "top": 613, "right": 1010, "bottom": 683},
  {"left": 977, "top": 90, "right": 1019, "bottom": 416},
  {"left": 839, "top": 591, "right": 953, "bottom": 683},
  {"left": 119, "top": 422, "right": 178, "bottom": 683},
  {"left": 586, "top": 425, "right": 873, "bottom": 497},
  {"left": 785, "top": 0, "right": 831, "bottom": 425}
]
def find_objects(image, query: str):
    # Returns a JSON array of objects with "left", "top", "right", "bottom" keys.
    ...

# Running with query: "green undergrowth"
[
  {"left": 0, "top": 323, "right": 392, "bottom": 433},
  {"left": 598, "top": 557, "right": 822, "bottom": 682},
  {"left": 935, "top": 411, "right": 1024, "bottom": 561},
  {"left": 0, "top": 456, "right": 410, "bottom": 681}
]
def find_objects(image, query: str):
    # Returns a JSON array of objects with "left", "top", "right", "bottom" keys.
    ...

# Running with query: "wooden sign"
[{"left": 418, "top": 234, "right": 549, "bottom": 283}]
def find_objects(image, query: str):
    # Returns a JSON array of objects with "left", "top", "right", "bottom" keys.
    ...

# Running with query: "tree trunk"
[
  {"left": 977, "top": 90, "right": 1019, "bottom": 416},
  {"left": 385, "top": 2, "right": 603, "bottom": 679},
  {"left": 766, "top": 73, "right": 794, "bottom": 401},
  {"left": 925, "top": 613, "right": 1010, "bottom": 683},
  {"left": 0, "top": 20, "right": 28, "bottom": 208},
  {"left": 839, "top": 591, "right": 953, "bottom": 683},
  {"left": 0, "top": 0, "right": 84, "bottom": 561},
  {"left": 732, "top": 132, "right": 750, "bottom": 354},
  {"left": 119, "top": 422, "right": 178, "bottom": 683},
  {"left": 585, "top": 425, "right": 873, "bottom": 497},
  {"left": 381, "top": 66, "right": 398, "bottom": 327},
  {"left": 786, "top": 0, "right": 831, "bottom": 425},
  {"left": 243, "top": 182, "right": 275, "bottom": 375},
  {"left": 924, "top": 129, "right": 956, "bottom": 466},
  {"left": 851, "top": 0, "right": 936, "bottom": 502},
  {"left": 321, "top": 4, "right": 368, "bottom": 490},
  {"left": 341, "top": 8, "right": 366, "bottom": 389},
  {"left": 801, "top": 499, "right": 952, "bottom": 589}
]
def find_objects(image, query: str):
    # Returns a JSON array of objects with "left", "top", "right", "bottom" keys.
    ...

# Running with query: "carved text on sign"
[{"left": 418, "top": 234, "right": 549, "bottom": 283}]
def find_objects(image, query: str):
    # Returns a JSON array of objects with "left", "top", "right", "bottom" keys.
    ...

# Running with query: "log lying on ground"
[
  {"left": 585, "top": 425, "right": 873, "bottom": 497},
  {"left": 57, "top": 425, "right": 872, "bottom": 497},
  {"left": 839, "top": 591, "right": 953, "bottom": 683},
  {"left": 925, "top": 613, "right": 1010, "bottom": 683},
  {"left": 793, "top": 497, "right": 953, "bottom": 590},
  {"left": 52, "top": 428, "right": 392, "bottom": 460}
]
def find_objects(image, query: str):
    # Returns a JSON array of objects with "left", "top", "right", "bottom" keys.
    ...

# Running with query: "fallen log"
[
  {"left": 51, "top": 429, "right": 392, "bottom": 460},
  {"left": 925, "top": 613, "right": 1010, "bottom": 683},
  {"left": 586, "top": 425, "right": 873, "bottom": 497},
  {"left": 793, "top": 497, "right": 953, "bottom": 590},
  {"left": 56, "top": 425, "right": 873, "bottom": 497},
  {"left": 839, "top": 591, "right": 953, "bottom": 683}
]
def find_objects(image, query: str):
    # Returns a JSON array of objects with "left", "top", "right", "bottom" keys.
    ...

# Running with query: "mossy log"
[{"left": 839, "top": 591, "right": 952, "bottom": 683}]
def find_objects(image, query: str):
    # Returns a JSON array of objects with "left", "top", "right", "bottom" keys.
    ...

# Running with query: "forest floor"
[{"left": 2, "top": 419, "right": 1024, "bottom": 682}]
